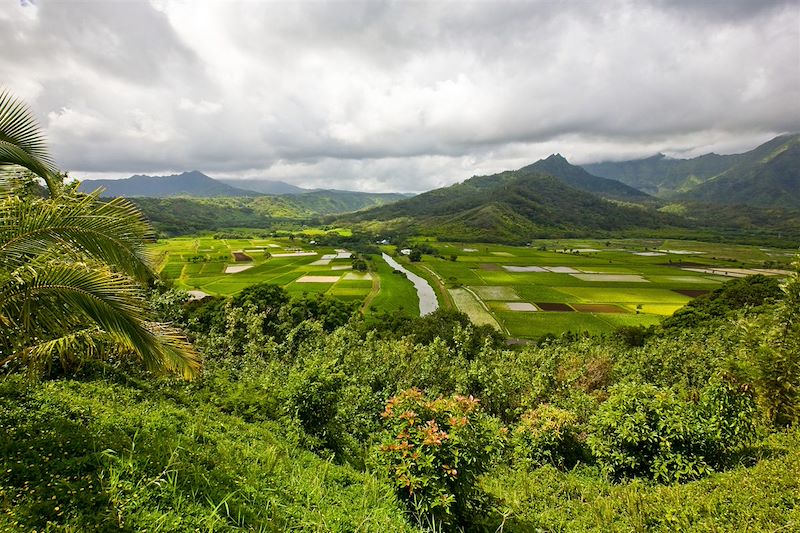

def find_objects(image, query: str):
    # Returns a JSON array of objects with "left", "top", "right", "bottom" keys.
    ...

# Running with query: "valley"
[{"left": 151, "top": 233, "right": 794, "bottom": 338}]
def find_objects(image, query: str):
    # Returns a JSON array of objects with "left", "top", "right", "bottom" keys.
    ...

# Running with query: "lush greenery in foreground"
[
  {"left": 2, "top": 266, "right": 798, "bottom": 531},
  {"left": 2, "top": 90, "right": 798, "bottom": 532}
]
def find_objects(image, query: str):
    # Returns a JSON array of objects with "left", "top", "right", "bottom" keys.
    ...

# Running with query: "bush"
[
  {"left": 699, "top": 375, "right": 758, "bottom": 460},
  {"left": 283, "top": 355, "right": 347, "bottom": 456},
  {"left": 588, "top": 380, "right": 758, "bottom": 483},
  {"left": 377, "top": 389, "right": 505, "bottom": 530},
  {"left": 588, "top": 383, "right": 711, "bottom": 483},
  {"left": 511, "top": 404, "right": 583, "bottom": 469}
]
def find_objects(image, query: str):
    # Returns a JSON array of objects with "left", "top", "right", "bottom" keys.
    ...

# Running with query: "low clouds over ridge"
[{"left": 2, "top": 0, "right": 798, "bottom": 192}]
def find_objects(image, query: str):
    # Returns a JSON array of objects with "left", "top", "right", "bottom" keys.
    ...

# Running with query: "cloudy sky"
[{"left": 2, "top": 0, "right": 799, "bottom": 192}]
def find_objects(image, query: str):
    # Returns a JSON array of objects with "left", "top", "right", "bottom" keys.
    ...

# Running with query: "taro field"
[
  {"left": 149, "top": 236, "right": 375, "bottom": 302},
  {"left": 400, "top": 238, "right": 795, "bottom": 339}
]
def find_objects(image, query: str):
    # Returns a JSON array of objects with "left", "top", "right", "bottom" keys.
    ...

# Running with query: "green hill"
[
  {"left": 341, "top": 165, "right": 680, "bottom": 242},
  {"left": 679, "top": 137, "right": 800, "bottom": 209},
  {"left": 133, "top": 190, "right": 408, "bottom": 235},
  {"left": 584, "top": 134, "right": 799, "bottom": 197}
]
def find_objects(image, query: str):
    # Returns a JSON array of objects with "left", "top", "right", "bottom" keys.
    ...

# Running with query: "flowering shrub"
[{"left": 377, "top": 389, "right": 505, "bottom": 530}]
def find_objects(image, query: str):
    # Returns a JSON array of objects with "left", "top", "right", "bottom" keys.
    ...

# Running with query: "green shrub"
[
  {"left": 734, "top": 260, "right": 800, "bottom": 427},
  {"left": 588, "top": 379, "right": 758, "bottom": 483},
  {"left": 588, "top": 383, "right": 712, "bottom": 483},
  {"left": 377, "top": 389, "right": 505, "bottom": 530},
  {"left": 283, "top": 355, "right": 346, "bottom": 456},
  {"left": 699, "top": 375, "right": 758, "bottom": 461},
  {"left": 512, "top": 404, "right": 583, "bottom": 469}
]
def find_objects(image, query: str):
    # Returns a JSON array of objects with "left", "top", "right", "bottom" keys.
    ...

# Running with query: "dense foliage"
[
  {"left": 3, "top": 264, "right": 798, "bottom": 531},
  {"left": 2, "top": 89, "right": 798, "bottom": 532},
  {"left": 132, "top": 190, "right": 408, "bottom": 236}
]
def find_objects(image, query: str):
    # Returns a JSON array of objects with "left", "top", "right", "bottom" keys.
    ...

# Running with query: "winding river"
[{"left": 381, "top": 253, "right": 438, "bottom": 316}]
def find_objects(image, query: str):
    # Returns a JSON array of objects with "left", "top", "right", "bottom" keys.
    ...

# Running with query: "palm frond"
[
  {"left": 0, "top": 90, "right": 61, "bottom": 195},
  {"left": 0, "top": 193, "right": 155, "bottom": 282},
  {"left": 9, "top": 327, "right": 103, "bottom": 374},
  {"left": 0, "top": 262, "right": 200, "bottom": 379}
]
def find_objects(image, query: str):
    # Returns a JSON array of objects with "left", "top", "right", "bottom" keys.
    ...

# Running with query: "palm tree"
[{"left": 0, "top": 90, "right": 200, "bottom": 378}]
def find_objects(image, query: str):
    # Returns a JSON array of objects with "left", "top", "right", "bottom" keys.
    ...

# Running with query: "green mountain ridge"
[
  {"left": 341, "top": 161, "right": 680, "bottom": 242},
  {"left": 522, "top": 154, "right": 652, "bottom": 201},
  {"left": 678, "top": 137, "right": 800, "bottom": 209},
  {"left": 583, "top": 134, "right": 800, "bottom": 203},
  {"left": 217, "top": 177, "right": 306, "bottom": 195}
]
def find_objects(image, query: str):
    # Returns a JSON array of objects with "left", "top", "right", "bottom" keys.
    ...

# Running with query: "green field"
[
  {"left": 149, "top": 236, "right": 372, "bottom": 300},
  {"left": 152, "top": 235, "right": 792, "bottom": 338},
  {"left": 403, "top": 238, "right": 793, "bottom": 339}
]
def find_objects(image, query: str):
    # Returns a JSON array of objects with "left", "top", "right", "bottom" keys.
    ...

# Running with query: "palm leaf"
[
  {"left": 0, "top": 262, "right": 200, "bottom": 379},
  {"left": 0, "top": 90, "right": 61, "bottom": 195},
  {"left": 0, "top": 193, "right": 155, "bottom": 283}
]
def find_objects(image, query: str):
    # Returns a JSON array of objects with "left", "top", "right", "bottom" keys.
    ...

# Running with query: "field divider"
[
  {"left": 415, "top": 263, "right": 455, "bottom": 309},
  {"left": 360, "top": 263, "right": 382, "bottom": 313},
  {"left": 461, "top": 285, "right": 510, "bottom": 336}
]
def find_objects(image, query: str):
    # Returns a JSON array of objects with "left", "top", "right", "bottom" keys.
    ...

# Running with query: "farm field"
[
  {"left": 149, "top": 236, "right": 373, "bottom": 302},
  {"left": 151, "top": 235, "right": 793, "bottom": 338},
  {"left": 398, "top": 238, "right": 794, "bottom": 338}
]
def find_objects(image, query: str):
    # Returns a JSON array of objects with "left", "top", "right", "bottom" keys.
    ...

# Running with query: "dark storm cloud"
[{"left": 1, "top": 0, "right": 798, "bottom": 192}]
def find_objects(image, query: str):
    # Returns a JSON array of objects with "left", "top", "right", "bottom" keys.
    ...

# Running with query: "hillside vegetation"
[
  {"left": 2, "top": 270, "right": 799, "bottom": 531},
  {"left": 341, "top": 169, "right": 682, "bottom": 243},
  {"left": 584, "top": 133, "right": 800, "bottom": 204},
  {"left": 133, "top": 191, "right": 408, "bottom": 235}
]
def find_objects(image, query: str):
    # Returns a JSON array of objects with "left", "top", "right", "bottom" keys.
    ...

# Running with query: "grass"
[
  {"left": 0, "top": 374, "right": 416, "bottom": 532},
  {"left": 151, "top": 236, "right": 424, "bottom": 313},
  {"left": 481, "top": 429, "right": 800, "bottom": 532},
  {"left": 365, "top": 255, "right": 419, "bottom": 317},
  {"left": 412, "top": 238, "right": 791, "bottom": 338}
]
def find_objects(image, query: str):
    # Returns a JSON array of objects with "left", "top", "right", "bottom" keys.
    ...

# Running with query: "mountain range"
[
  {"left": 583, "top": 133, "right": 799, "bottom": 206},
  {"left": 339, "top": 135, "right": 799, "bottom": 243},
  {"left": 75, "top": 134, "right": 798, "bottom": 242},
  {"left": 340, "top": 158, "right": 680, "bottom": 242}
]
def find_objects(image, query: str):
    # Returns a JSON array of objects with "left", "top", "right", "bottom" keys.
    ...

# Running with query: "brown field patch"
[
  {"left": 572, "top": 303, "right": 628, "bottom": 313},
  {"left": 233, "top": 252, "right": 252, "bottom": 262},
  {"left": 479, "top": 263, "right": 502, "bottom": 271},
  {"left": 535, "top": 302, "right": 574, "bottom": 312},
  {"left": 673, "top": 289, "right": 710, "bottom": 298}
]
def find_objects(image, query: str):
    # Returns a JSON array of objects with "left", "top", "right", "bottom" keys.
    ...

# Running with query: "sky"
[{"left": 2, "top": 0, "right": 799, "bottom": 193}]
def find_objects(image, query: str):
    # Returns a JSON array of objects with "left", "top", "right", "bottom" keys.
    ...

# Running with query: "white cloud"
[{"left": 0, "top": 0, "right": 797, "bottom": 191}]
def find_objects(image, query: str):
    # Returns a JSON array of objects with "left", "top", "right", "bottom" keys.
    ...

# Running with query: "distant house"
[{"left": 400, "top": 248, "right": 412, "bottom": 255}]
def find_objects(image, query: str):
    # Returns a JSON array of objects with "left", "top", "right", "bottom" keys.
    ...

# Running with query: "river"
[{"left": 381, "top": 253, "right": 438, "bottom": 316}]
